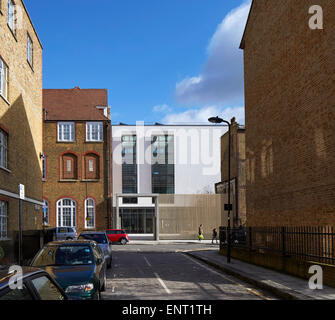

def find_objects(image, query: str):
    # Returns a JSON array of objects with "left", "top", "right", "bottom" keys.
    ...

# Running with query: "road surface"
[{"left": 102, "top": 244, "right": 277, "bottom": 300}]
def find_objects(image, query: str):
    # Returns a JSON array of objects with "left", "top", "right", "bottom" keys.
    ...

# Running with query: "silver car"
[
  {"left": 78, "top": 232, "right": 112, "bottom": 269},
  {"left": 47, "top": 227, "right": 78, "bottom": 241}
]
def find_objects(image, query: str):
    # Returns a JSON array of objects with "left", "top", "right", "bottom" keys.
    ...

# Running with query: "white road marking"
[
  {"left": 183, "top": 254, "right": 272, "bottom": 300},
  {"left": 154, "top": 272, "right": 171, "bottom": 295},
  {"left": 144, "top": 256, "right": 152, "bottom": 267}
]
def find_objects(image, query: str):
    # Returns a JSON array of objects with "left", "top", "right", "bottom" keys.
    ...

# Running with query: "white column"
[{"left": 155, "top": 196, "right": 159, "bottom": 241}]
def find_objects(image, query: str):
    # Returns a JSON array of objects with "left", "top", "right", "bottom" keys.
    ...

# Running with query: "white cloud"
[
  {"left": 152, "top": 104, "right": 172, "bottom": 113},
  {"left": 162, "top": 106, "right": 245, "bottom": 125},
  {"left": 175, "top": 1, "right": 251, "bottom": 106}
]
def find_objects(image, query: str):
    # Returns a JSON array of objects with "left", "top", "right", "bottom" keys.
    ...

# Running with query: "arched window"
[
  {"left": 61, "top": 153, "right": 78, "bottom": 180},
  {"left": 84, "top": 153, "right": 100, "bottom": 180},
  {"left": 57, "top": 198, "right": 76, "bottom": 227},
  {"left": 85, "top": 198, "right": 95, "bottom": 229},
  {"left": 43, "top": 199, "right": 49, "bottom": 226}
]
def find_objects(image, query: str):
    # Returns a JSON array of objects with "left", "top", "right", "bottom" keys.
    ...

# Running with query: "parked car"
[
  {"left": 30, "top": 240, "right": 107, "bottom": 300},
  {"left": 78, "top": 232, "right": 112, "bottom": 269},
  {"left": 0, "top": 266, "right": 70, "bottom": 300},
  {"left": 106, "top": 229, "right": 130, "bottom": 245},
  {"left": 45, "top": 227, "right": 78, "bottom": 241}
]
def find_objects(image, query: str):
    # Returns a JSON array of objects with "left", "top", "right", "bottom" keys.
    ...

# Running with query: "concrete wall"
[
  {"left": 242, "top": 1, "right": 335, "bottom": 226},
  {"left": 159, "top": 194, "right": 226, "bottom": 240}
]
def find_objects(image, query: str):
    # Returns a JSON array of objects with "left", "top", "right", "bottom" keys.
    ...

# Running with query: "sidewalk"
[
  {"left": 129, "top": 239, "right": 219, "bottom": 245},
  {"left": 185, "top": 250, "right": 335, "bottom": 300}
]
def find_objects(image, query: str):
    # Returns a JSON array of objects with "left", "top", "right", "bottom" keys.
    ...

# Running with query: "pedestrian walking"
[
  {"left": 198, "top": 224, "right": 204, "bottom": 241},
  {"left": 212, "top": 228, "right": 218, "bottom": 244}
]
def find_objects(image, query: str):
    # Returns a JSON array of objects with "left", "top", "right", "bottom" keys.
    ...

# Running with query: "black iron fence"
[{"left": 220, "top": 226, "right": 335, "bottom": 265}]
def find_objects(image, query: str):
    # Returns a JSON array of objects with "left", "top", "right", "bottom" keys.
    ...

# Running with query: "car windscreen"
[
  {"left": 31, "top": 245, "right": 94, "bottom": 267},
  {"left": 79, "top": 234, "right": 107, "bottom": 244}
]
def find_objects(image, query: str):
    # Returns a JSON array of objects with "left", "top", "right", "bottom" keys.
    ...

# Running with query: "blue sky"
[{"left": 25, "top": 0, "right": 251, "bottom": 124}]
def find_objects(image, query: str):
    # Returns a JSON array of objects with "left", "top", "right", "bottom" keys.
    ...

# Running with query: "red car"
[{"left": 106, "top": 229, "right": 130, "bottom": 245}]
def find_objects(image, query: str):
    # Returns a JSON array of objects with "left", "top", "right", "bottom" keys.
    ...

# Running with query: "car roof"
[
  {"left": 0, "top": 267, "right": 45, "bottom": 290},
  {"left": 80, "top": 231, "right": 106, "bottom": 235},
  {"left": 106, "top": 229, "right": 126, "bottom": 231},
  {"left": 44, "top": 240, "right": 95, "bottom": 246}
]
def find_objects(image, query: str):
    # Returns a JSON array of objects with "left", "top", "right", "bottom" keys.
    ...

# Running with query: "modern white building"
[{"left": 111, "top": 123, "right": 227, "bottom": 237}]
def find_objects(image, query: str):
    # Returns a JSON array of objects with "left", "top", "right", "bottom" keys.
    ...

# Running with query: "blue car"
[
  {"left": 78, "top": 232, "right": 112, "bottom": 269},
  {"left": 30, "top": 240, "right": 107, "bottom": 300}
]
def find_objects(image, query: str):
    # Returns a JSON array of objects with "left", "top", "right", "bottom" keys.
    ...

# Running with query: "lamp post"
[{"left": 208, "top": 116, "right": 232, "bottom": 263}]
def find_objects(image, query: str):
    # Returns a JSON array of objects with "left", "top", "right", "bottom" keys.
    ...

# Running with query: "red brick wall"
[
  {"left": 43, "top": 121, "right": 110, "bottom": 232},
  {"left": 243, "top": 1, "right": 335, "bottom": 226}
]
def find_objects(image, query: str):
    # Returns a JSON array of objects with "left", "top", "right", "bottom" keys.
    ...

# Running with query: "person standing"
[
  {"left": 212, "top": 228, "right": 218, "bottom": 244},
  {"left": 198, "top": 224, "right": 204, "bottom": 241}
]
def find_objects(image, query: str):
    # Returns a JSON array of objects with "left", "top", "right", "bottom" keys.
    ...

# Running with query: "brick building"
[
  {"left": 0, "top": 0, "right": 43, "bottom": 262},
  {"left": 42, "top": 87, "right": 111, "bottom": 234},
  {"left": 215, "top": 119, "right": 246, "bottom": 227},
  {"left": 240, "top": 1, "right": 335, "bottom": 226}
]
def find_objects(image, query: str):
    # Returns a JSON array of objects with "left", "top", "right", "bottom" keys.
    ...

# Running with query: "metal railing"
[{"left": 220, "top": 226, "right": 335, "bottom": 265}]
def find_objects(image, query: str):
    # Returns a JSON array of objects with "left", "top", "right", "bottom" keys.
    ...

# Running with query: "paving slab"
[{"left": 186, "top": 250, "right": 335, "bottom": 300}]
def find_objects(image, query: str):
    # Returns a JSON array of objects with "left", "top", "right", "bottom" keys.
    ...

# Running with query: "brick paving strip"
[{"left": 184, "top": 250, "right": 335, "bottom": 300}]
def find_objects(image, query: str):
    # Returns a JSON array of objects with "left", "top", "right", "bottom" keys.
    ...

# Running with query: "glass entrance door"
[{"left": 120, "top": 208, "right": 154, "bottom": 234}]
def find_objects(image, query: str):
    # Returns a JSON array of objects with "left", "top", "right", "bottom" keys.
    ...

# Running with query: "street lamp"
[{"left": 208, "top": 116, "right": 232, "bottom": 263}]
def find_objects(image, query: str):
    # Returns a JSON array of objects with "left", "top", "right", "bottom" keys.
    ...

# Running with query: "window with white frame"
[
  {"left": 0, "top": 129, "right": 8, "bottom": 169},
  {"left": 7, "top": 0, "right": 15, "bottom": 35},
  {"left": 85, "top": 198, "right": 95, "bottom": 229},
  {"left": 0, "top": 201, "right": 7, "bottom": 240},
  {"left": 43, "top": 199, "right": 49, "bottom": 226},
  {"left": 57, "top": 198, "right": 76, "bottom": 227},
  {"left": 27, "top": 34, "right": 33, "bottom": 67},
  {"left": 86, "top": 122, "right": 103, "bottom": 142},
  {"left": 0, "top": 57, "right": 9, "bottom": 100},
  {"left": 58, "top": 122, "right": 75, "bottom": 142}
]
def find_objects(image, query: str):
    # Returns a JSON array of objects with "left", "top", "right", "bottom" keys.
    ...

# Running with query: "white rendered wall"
[{"left": 111, "top": 125, "right": 227, "bottom": 206}]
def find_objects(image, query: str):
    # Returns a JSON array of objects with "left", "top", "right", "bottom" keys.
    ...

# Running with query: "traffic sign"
[{"left": 19, "top": 184, "right": 25, "bottom": 200}]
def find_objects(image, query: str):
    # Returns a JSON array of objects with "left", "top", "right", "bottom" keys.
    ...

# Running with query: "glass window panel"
[
  {"left": 0, "top": 201, "right": 7, "bottom": 239},
  {"left": 86, "top": 122, "right": 103, "bottom": 141},
  {"left": 122, "top": 135, "right": 137, "bottom": 193},
  {"left": 43, "top": 200, "right": 49, "bottom": 225},
  {"left": 0, "top": 285, "right": 33, "bottom": 301},
  {"left": 57, "top": 199, "right": 76, "bottom": 227},
  {"left": 31, "top": 276, "right": 64, "bottom": 300},
  {"left": 27, "top": 35, "right": 33, "bottom": 65}
]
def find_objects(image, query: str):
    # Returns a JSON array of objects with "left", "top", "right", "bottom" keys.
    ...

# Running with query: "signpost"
[{"left": 18, "top": 184, "right": 24, "bottom": 266}]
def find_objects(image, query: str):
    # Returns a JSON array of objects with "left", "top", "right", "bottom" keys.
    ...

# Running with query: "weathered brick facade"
[
  {"left": 0, "top": 0, "right": 43, "bottom": 235},
  {"left": 216, "top": 119, "right": 246, "bottom": 227},
  {"left": 241, "top": 1, "right": 335, "bottom": 226},
  {"left": 43, "top": 88, "right": 112, "bottom": 234}
]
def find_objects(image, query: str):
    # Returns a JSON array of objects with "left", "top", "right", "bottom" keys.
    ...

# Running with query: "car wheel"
[
  {"left": 120, "top": 238, "right": 127, "bottom": 245},
  {"left": 66, "top": 237, "right": 72, "bottom": 240}
]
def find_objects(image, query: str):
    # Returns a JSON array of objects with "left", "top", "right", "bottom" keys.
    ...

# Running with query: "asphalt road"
[{"left": 102, "top": 244, "right": 277, "bottom": 300}]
